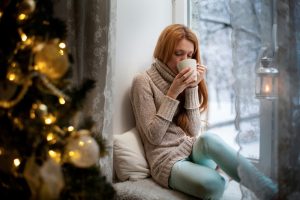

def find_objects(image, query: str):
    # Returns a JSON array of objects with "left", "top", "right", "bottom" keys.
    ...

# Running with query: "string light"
[
  {"left": 44, "top": 114, "right": 56, "bottom": 125},
  {"left": 67, "top": 126, "right": 74, "bottom": 132},
  {"left": 20, "top": 32, "right": 27, "bottom": 42},
  {"left": 13, "top": 117, "right": 24, "bottom": 130},
  {"left": 68, "top": 150, "right": 80, "bottom": 160},
  {"left": 87, "top": 139, "right": 93, "bottom": 144},
  {"left": 13, "top": 158, "right": 21, "bottom": 167},
  {"left": 18, "top": 13, "right": 27, "bottom": 21},
  {"left": 48, "top": 150, "right": 61, "bottom": 163},
  {"left": 7, "top": 73, "right": 16, "bottom": 81},
  {"left": 59, "top": 49, "right": 64, "bottom": 55},
  {"left": 30, "top": 102, "right": 48, "bottom": 119},
  {"left": 59, "top": 42, "right": 66, "bottom": 49},
  {"left": 58, "top": 97, "right": 65, "bottom": 105},
  {"left": 78, "top": 140, "right": 85, "bottom": 147},
  {"left": 7, "top": 62, "right": 19, "bottom": 82},
  {"left": 46, "top": 132, "right": 57, "bottom": 143}
]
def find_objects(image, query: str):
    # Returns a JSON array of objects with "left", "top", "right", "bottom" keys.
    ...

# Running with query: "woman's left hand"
[{"left": 189, "top": 64, "right": 207, "bottom": 88}]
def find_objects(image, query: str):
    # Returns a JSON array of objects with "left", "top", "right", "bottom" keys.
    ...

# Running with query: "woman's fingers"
[
  {"left": 197, "top": 64, "right": 207, "bottom": 72},
  {"left": 177, "top": 68, "right": 194, "bottom": 82},
  {"left": 196, "top": 64, "right": 207, "bottom": 82}
]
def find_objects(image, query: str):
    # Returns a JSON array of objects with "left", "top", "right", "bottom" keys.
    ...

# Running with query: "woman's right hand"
[{"left": 167, "top": 67, "right": 196, "bottom": 99}]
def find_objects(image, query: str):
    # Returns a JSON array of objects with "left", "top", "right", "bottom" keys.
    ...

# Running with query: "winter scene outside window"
[{"left": 190, "top": 0, "right": 264, "bottom": 160}]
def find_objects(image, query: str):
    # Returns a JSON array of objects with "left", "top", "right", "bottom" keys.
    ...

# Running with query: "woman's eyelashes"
[{"left": 174, "top": 51, "right": 193, "bottom": 58}]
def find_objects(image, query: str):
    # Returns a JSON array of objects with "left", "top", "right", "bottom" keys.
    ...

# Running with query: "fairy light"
[
  {"left": 18, "top": 13, "right": 27, "bottom": 21},
  {"left": 68, "top": 150, "right": 80, "bottom": 160},
  {"left": 13, "top": 158, "right": 21, "bottom": 167},
  {"left": 59, "top": 49, "right": 64, "bottom": 55},
  {"left": 46, "top": 132, "right": 56, "bottom": 143},
  {"left": 67, "top": 126, "right": 74, "bottom": 132},
  {"left": 44, "top": 114, "right": 56, "bottom": 125},
  {"left": 34, "top": 62, "right": 47, "bottom": 71},
  {"left": 7, "top": 73, "right": 16, "bottom": 81},
  {"left": 20, "top": 32, "right": 27, "bottom": 42},
  {"left": 48, "top": 150, "right": 56, "bottom": 157},
  {"left": 59, "top": 42, "right": 66, "bottom": 49},
  {"left": 7, "top": 62, "right": 18, "bottom": 81},
  {"left": 58, "top": 97, "right": 65, "bottom": 105},
  {"left": 78, "top": 140, "right": 85, "bottom": 147},
  {"left": 44, "top": 117, "right": 53, "bottom": 124},
  {"left": 38, "top": 103, "right": 47, "bottom": 111},
  {"left": 23, "top": 37, "right": 33, "bottom": 46},
  {"left": 68, "top": 151, "right": 75, "bottom": 157},
  {"left": 87, "top": 139, "right": 92, "bottom": 144},
  {"left": 48, "top": 150, "right": 61, "bottom": 163}
]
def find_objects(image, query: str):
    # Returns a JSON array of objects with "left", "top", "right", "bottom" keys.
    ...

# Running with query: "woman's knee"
[
  {"left": 199, "top": 132, "right": 220, "bottom": 141},
  {"left": 192, "top": 175, "right": 226, "bottom": 199},
  {"left": 197, "top": 132, "right": 222, "bottom": 148}
]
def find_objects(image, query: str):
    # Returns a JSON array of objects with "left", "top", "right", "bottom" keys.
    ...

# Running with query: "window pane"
[{"left": 190, "top": 0, "right": 260, "bottom": 159}]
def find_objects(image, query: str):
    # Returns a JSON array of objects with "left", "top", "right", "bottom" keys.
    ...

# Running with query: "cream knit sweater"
[{"left": 130, "top": 59, "right": 202, "bottom": 188}]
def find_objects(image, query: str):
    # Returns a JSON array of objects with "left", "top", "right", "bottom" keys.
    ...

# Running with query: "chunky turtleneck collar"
[{"left": 146, "top": 59, "right": 176, "bottom": 94}]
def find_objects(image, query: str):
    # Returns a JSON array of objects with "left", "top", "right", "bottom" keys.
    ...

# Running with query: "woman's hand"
[
  {"left": 188, "top": 64, "right": 207, "bottom": 88},
  {"left": 167, "top": 67, "right": 196, "bottom": 99}
]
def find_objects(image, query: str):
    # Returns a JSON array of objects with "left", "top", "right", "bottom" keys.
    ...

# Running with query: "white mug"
[{"left": 177, "top": 58, "right": 197, "bottom": 80}]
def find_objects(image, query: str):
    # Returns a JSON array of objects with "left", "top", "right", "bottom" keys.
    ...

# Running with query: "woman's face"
[{"left": 166, "top": 38, "right": 195, "bottom": 74}]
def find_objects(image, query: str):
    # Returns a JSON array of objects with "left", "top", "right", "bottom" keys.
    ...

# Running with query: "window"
[
  {"left": 189, "top": 0, "right": 260, "bottom": 161},
  {"left": 173, "top": 0, "right": 276, "bottom": 176}
]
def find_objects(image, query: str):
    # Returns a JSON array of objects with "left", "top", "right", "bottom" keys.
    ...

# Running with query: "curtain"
[
  {"left": 277, "top": 0, "right": 300, "bottom": 198},
  {"left": 54, "top": 0, "right": 113, "bottom": 181}
]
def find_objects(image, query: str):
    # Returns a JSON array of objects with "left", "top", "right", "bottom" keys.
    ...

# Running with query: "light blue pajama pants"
[{"left": 169, "top": 133, "right": 277, "bottom": 200}]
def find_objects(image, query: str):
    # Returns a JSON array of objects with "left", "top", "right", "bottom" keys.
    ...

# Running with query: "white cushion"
[{"left": 113, "top": 127, "right": 150, "bottom": 181}]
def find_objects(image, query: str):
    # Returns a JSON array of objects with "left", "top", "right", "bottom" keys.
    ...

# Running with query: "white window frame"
[
  {"left": 172, "top": 0, "right": 190, "bottom": 26},
  {"left": 173, "top": 0, "right": 277, "bottom": 178}
]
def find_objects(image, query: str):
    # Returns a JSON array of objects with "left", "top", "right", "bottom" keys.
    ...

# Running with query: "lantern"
[{"left": 255, "top": 57, "right": 279, "bottom": 100}]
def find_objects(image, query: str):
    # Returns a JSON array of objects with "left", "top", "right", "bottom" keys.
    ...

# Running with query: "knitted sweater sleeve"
[
  {"left": 184, "top": 87, "right": 202, "bottom": 136},
  {"left": 131, "top": 74, "right": 179, "bottom": 145}
]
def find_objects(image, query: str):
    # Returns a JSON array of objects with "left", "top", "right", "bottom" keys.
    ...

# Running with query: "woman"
[{"left": 130, "top": 24, "right": 277, "bottom": 200}]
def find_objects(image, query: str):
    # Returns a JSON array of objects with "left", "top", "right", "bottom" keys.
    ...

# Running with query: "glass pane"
[{"left": 190, "top": 0, "right": 260, "bottom": 159}]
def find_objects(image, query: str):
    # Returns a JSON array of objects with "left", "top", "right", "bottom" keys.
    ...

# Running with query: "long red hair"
[{"left": 154, "top": 24, "right": 208, "bottom": 133}]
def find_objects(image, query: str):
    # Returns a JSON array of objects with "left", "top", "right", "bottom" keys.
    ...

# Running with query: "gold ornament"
[
  {"left": 34, "top": 41, "right": 69, "bottom": 80},
  {"left": 65, "top": 130, "right": 100, "bottom": 168}
]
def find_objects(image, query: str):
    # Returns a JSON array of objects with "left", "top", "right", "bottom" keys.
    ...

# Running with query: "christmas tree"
[{"left": 0, "top": 0, "right": 115, "bottom": 199}]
